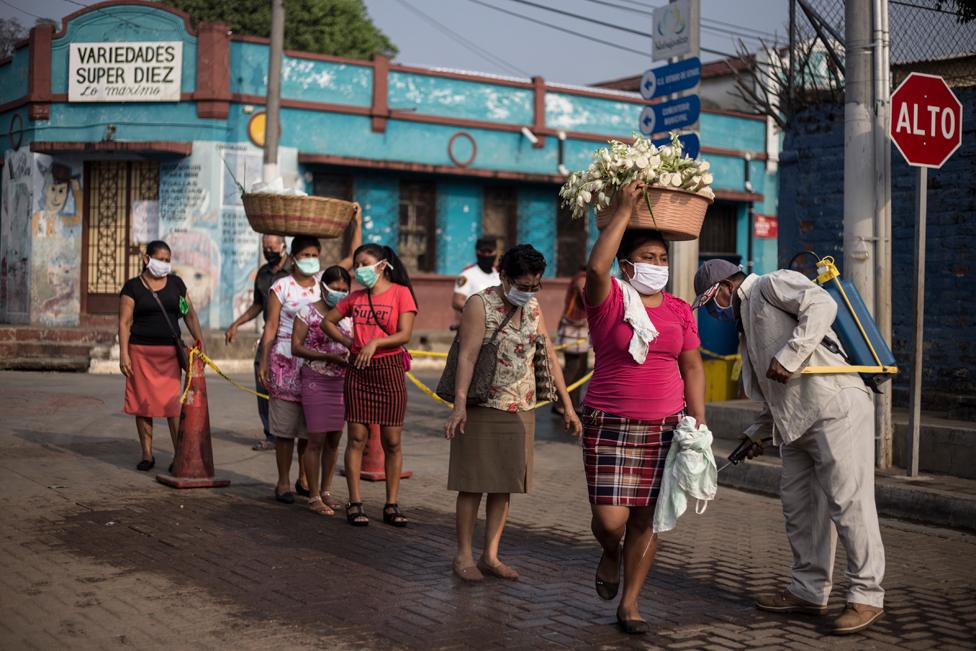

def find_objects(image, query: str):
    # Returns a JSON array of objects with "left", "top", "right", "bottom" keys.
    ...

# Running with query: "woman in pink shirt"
[{"left": 582, "top": 183, "right": 705, "bottom": 635}]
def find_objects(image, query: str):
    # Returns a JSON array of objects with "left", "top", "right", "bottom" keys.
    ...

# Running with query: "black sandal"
[
  {"left": 136, "top": 457, "right": 155, "bottom": 472},
  {"left": 346, "top": 502, "right": 369, "bottom": 527},
  {"left": 382, "top": 503, "right": 408, "bottom": 527}
]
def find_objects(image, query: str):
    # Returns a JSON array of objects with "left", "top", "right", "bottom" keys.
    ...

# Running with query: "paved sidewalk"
[{"left": 1, "top": 370, "right": 975, "bottom": 650}]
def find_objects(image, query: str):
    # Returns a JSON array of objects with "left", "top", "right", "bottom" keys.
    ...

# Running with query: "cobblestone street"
[{"left": 1, "top": 370, "right": 974, "bottom": 650}]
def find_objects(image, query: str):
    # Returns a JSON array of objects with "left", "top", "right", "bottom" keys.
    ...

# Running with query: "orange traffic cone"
[
  {"left": 356, "top": 424, "right": 413, "bottom": 482},
  {"left": 157, "top": 351, "right": 230, "bottom": 489}
]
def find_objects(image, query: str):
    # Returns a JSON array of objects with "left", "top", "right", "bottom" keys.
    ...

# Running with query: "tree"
[
  {"left": 163, "top": 0, "right": 397, "bottom": 59},
  {"left": 1, "top": 18, "right": 27, "bottom": 59}
]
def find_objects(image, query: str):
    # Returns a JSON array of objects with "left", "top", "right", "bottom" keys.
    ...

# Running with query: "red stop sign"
[{"left": 890, "top": 73, "right": 963, "bottom": 168}]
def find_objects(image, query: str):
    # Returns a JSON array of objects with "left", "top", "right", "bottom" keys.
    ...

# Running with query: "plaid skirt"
[{"left": 581, "top": 406, "right": 682, "bottom": 507}]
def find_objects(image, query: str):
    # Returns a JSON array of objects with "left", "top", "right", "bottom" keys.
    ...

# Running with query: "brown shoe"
[
  {"left": 755, "top": 590, "right": 828, "bottom": 615},
  {"left": 832, "top": 602, "right": 884, "bottom": 635},
  {"left": 452, "top": 560, "right": 484, "bottom": 583},
  {"left": 477, "top": 557, "right": 520, "bottom": 581}
]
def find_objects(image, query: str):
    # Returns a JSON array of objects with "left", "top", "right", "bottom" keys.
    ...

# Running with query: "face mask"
[
  {"left": 706, "top": 287, "right": 736, "bottom": 322},
  {"left": 505, "top": 285, "right": 535, "bottom": 307},
  {"left": 146, "top": 258, "right": 171, "bottom": 278},
  {"left": 476, "top": 255, "right": 496, "bottom": 273},
  {"left": 295, "top": 258, "right": 320, "bottom": 276},
  {"left": 263, "top": 249, "right": 282, "bottom": 265},
  {"left": 354, "top": 260, "right": 385, "bottom": 289},
  {"left": 325, "top": 289, "right": 348, "bottom": 307},
  {"left": 626, "top": 261, "right": 669, "bottom": 295}
]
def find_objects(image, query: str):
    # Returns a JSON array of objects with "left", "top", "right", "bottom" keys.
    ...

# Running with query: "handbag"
[
  {"left": 142, "top": 277, "right": 189, "bottom": 372},
  {"left": 366, "top": 289, "right": 412, "bottom": 371},
  {"left": 533, "top": 335, "right": 558, "bottom": 404},
  {"left": 436, "top": 305, "right": 518, "bottom": 404}
]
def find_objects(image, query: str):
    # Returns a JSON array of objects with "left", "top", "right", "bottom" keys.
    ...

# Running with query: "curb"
[{"left": 716, "top": 449, "right": 976, "bottom": 533}]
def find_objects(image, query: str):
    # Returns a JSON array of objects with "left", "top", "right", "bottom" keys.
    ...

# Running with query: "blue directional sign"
[
  {"left": 653, "top": 132, "right": 701, "bottom": 159},
  {"left": 640, "top": 57, "right": 701, "bottom": 100},
  {"left": 638, "top": 95, "right": 701, "bottom": 136}
]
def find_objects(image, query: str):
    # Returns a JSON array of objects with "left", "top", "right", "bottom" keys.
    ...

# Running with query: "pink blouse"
[{"left": 583, "top": 281, "right": 700, "bottom": 421}]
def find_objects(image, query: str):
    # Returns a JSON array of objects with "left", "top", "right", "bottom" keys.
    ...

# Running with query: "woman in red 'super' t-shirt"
[
  {"left": 581, "top": 183, "right": 705, "bottom": 635},
  {"left": 323, "top": 243, "right": 417, "bottom": 529}
]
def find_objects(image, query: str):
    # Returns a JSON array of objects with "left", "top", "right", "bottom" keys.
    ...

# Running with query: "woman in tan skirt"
[{"left": 444, "top": 244, "right": 582, "bottom": 582}]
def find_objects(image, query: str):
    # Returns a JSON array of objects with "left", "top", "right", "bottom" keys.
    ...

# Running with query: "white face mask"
[
  {"left": 146, "top": 257, "right": 171, "bottom": 278},
  {"left": 626, "top": 261, "right": 669, "bottom": 295},
  {"left": 504, "top": 281, "right": 536, "bottom": 307}
]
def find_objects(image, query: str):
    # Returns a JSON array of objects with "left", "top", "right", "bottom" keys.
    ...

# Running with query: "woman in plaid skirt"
[{"left": 581, "top": 183, "right": 706, "bottom": 635}]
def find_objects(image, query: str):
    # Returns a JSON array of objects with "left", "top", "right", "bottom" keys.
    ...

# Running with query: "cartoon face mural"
[
  {"left": 164, "top": 228, "right": 221, "bottom": 326},
  {"left": 32, "top": 161, "right": 82, "bottom": 239}
]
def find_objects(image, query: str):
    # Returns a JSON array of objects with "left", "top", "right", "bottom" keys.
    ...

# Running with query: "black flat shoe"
[
  {"left": 136, "top": 457, "right": 155, "bottom": 471},
  {"left": 275, "top": 490, "right": 295, "bottom": 504},
  {"left": 168, "top": 462, "right": 175, "bottom": 474},
  {"left": 616, "top": 614, "right": 649, "bottom": 635},
  {"left": 295, "top": 479, "right": 310, "bottom": 498},
  {"left": 595, "top": 549, "right": 620, "bottom": 600}
]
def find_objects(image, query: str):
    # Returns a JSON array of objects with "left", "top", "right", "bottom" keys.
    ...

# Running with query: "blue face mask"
[
  {"left": 706, "top": 288, "right": 736, "bottom": 323},
  {"left": 354, "top": 260, "right": 385, "bottom": 289},
  {"left": 325, "top": 289, "right": 348, "bottom": 307},
  {"left": 296, "top": 257, "right": 320, "bottom": 276}
]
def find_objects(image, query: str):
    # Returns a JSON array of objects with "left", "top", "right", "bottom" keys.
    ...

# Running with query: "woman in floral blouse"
[
  {"left": 292, "top": 265, "right": 354, "bottom": 516},
  {"left": 444, "top": 244, "right": 582, "bottom": 582}
]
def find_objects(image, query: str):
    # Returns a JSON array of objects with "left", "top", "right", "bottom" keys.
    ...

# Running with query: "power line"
[
  {"left": 465, "top": 0, "right": 651, "bottom": 58},
  {"left": 1, "top": 0, "right": 46, "bottom": 21},
  {"left": 580, "top": 0, "right": 780, "bottom": 41},
  {"left": 395, "top": 0, "right": 530, "bottom": 77},
  {"left": 615, "top": 0, "right": 782, "bottom": 39},
  {"left": 496, "top": 0, "right": 739, "bottom": 58}
]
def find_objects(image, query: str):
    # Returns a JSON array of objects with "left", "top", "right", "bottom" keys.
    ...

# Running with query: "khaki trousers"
[{"left": 779, "top": 387, "right": 886, "bottom": 608}]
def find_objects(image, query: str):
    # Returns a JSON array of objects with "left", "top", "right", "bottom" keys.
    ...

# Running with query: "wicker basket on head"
[
  {"left": 243, "top": 193, "right": 358, "bottom": 238},
  {"left": 596, "top": 186, "right": 713, "bottom": 241}
]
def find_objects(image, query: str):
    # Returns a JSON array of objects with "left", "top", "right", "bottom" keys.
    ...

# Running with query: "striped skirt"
[
  {"left": 343, "top": 353, "right": 407, "bottom": 427},
  {"left": 581, "top": 406, "right": 681, "bottom": 507}
]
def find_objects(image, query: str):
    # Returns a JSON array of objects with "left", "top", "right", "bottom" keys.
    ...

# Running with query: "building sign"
[
  {"left": 652, "top": 0, "right": 700, "bottom": 61},
  {"left": 69, "top": 41, "right": 183, "bottom": 102},
  {"left": 754, "top": 214, "right": 778, "bottom": 239}
]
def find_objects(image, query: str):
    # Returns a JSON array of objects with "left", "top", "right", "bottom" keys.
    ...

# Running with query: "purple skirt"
[{"left": 300, "top": 366, "right": 345, "bottom": 433}]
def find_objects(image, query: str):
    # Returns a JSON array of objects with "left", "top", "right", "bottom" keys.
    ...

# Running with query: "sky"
[{"left": 1, "top": 0, "right": 789, "bottom": 86}]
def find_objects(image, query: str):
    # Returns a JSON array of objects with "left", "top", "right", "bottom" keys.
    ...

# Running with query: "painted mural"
[
  {"left": 30, "top": 154, "right": 83, "bottom": 325},
  {"left": 1, "top": 149, "right": 33, "bottom": 322}
]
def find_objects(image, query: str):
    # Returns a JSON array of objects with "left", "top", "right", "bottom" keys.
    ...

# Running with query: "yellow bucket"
[{"left": 704, "top": 358, "right": 738, "bottom": 402}]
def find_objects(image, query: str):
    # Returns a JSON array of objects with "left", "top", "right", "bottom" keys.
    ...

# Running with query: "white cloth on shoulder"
[{"left": 614, "top": 277, "right": 659, "bottom": 364}]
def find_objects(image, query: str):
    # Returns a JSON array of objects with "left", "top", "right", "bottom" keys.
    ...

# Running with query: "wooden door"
[{"left": 82, "top": 160, "right": 160, "bottom": 314}]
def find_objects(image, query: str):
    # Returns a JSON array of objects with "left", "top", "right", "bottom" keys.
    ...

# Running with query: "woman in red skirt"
[
  {"left": 582, "top": 184, "right": 705, "bottom": 634},
  {"left": 119, "top": 240, "right": 205, "bottom": 471},
  {"left": 323, "top": 243, "right": 417, "bottom": 528}
]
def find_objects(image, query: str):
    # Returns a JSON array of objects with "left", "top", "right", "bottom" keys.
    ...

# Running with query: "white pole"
[
  {"left": 872, "top": 0, "right": 893, "bottom": 468},
  {"left": 263, "top": 0, "right": 285, "bottom": 182},
  {"left": 907, "top": 167, "right": 926, "bottom": 477}
]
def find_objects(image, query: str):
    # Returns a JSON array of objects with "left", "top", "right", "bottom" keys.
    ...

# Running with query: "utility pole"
[
  {"left": 872, "top": 0, "right": 893, "bottom": 468},
  {"left": 263, "top": 0, "right": 285, "bottom": 182},
  {"left": 844, "top": 1, "right": 879, "bottom": 452}
]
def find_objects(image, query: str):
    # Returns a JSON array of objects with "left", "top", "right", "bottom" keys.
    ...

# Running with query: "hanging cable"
[{"left": 395, "top": 0, "right": 530, "bottom": 77}]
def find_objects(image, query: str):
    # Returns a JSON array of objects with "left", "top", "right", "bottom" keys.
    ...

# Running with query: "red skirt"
[
  {"left": 124, "top": 344, "right": 182, "bottom": 418},
  {"left": 343, "top": 353, "right": 406, "bottom": 427}
]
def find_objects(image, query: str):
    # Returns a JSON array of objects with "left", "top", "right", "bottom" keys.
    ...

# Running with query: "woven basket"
[
  {"left": 242, "top": 193, "right": 358, "bottom": 238},
  {"left": 596, "top": 186, "right": 713, "bottom": 241}
]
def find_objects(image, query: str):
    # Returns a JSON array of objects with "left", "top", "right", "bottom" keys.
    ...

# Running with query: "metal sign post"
[{"left": 907, "top": 167, "right": 926, "bottom": 477}]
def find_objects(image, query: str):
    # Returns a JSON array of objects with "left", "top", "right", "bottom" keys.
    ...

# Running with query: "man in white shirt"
[
  {"left": 692, "top": 259, "right": 885, "bottom": 636},
  {"left": 452, "top": 236, "right": 501, "bottom": 319}
]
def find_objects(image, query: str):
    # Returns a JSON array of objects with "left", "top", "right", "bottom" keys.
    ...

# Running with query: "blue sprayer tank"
[{"left": 815, "top": 257, "right": 898, "bottom": 391}]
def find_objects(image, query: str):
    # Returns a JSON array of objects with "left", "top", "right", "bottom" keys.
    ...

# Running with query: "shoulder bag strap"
[
  {"left": 757, "top": 283, "right": 849, "bottom": 363},
  {"left": 140, "top": 276, "right": 183, "bottom": 342},
  {"left": 366, "top": 289, "right": 394, "bottom": 338}
]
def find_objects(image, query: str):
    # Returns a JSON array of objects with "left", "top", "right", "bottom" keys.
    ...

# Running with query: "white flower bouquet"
[{"left": 559, "top": 132, "right": 715, "bottom": 240}]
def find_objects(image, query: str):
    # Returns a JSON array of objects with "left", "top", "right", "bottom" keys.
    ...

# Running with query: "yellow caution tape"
[
  {"left": 405, "top": 370, "right": 593, "bottom": 410},
  {"left": 180, "top": 347, "right": 270, "bottom": 404},
  {"left": 407, "top": 338, "right": 588, "bottom": 358},
  {"left": 700, "top": 348, "right": 741, "bottom": 362}
]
